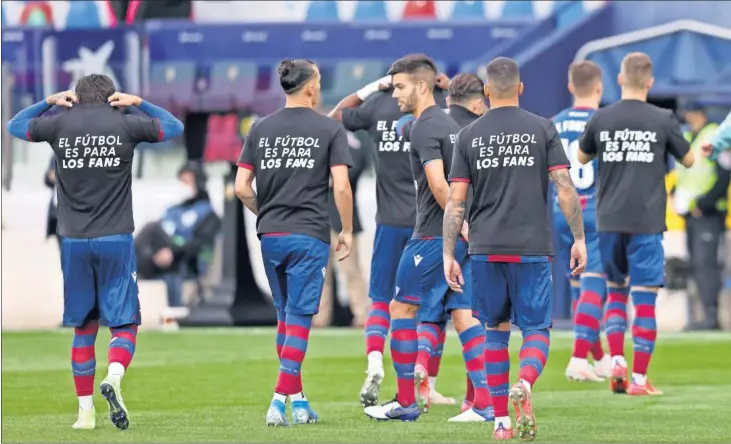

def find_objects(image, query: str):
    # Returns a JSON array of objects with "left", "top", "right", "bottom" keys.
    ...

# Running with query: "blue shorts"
[
  {"left": 394, "top": 238, "right": 472, "bottom": 322},
  {"left": 554, "top": 200, "right": 603, "bottom": 277},
  {"left": 260, "top": 233, "right": 330, "bottom": 315},
  {"left": 61, "top": 234, "right": 140, "bottom": 327},
  {"left": 471, "top": 256, "right": 553, "bottom": 330},
  {"left": 369, "top": 224, "right": 413, "bottom": 303},
  {"left": 598, "top": 232, "right": 664, "bottom": 287}
]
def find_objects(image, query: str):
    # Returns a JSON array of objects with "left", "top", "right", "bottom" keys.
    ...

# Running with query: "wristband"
[{"left": 356, "top": 76, "right": 391, "bottom": 101}]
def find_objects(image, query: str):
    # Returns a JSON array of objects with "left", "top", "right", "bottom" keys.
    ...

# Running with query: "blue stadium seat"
[
  {"left": 500, "top": 0, "right": 534, "bottom": 19},
  {"left": 65, "top": 1, "right": 102, "bottom": 29},
  {"left": 306, "top": 1, "right": 341, "bottom": 22},
  {"left": 250, "top": 67, "right": 285, "bottom": 116},
  {"left": 451, "top": 1, "right": 485, "bottom": 21},
  {"left": 323, "top": 60, "right": 388, "bottom": 105},
  {"left": 353, "top": 1, "right": 388, "bottom": 22},
  {"left": 199, "top": 61, "right": 258, "bottom": 112},
  {"left": 147, "top": 62, "right": 197, "bottom": 110}
]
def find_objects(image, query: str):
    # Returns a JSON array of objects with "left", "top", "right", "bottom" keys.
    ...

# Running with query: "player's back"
[
  {"left": 450, "top": 106, "right": 568, "bottom": 256},
  {"left": 579, "top": 100, "right": 688, "bottom": 233},
  {"left": 243, "top": 107, "right": 352, "bottom": 243},
  {"left": 409, "top": 105, "right": 461, "bottom": 238},
  {"left": 553, "top": 107, "right": 597, "bottom": 197},
  {"left": 43, "top": 105, "right": 152, "bottom": 238}
]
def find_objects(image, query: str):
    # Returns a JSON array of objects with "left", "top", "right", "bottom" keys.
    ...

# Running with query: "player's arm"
[
  {"left": 710, "top": 112, "right": 731, "bottom": 152},
  {"left": 577, "top": 114, "right": 599, "bottom": 165},
  {"left": 7, "top": 90, "right": 77, "bottom": 141},
  {"left": 111, "top": 93, "right": 184, "bottom": 142},
  {"left": 330, "top": 127, "right": 355, "bottom": 233},
  {"left": 551, "top": 168, "right": 585, "bottom": 241},
  {"left": 413, "top": 124, "right": 450, "bottom": 208},
  {"left": 444, "top": 132, "right": 471, "bottom": 256},
  {"left": 235, "top": 130, "right": 259, "bottom": 215},
  {"left": 664, "top": 111, "right": 694, "bottom": 168},
  {"left": 328, "top": 76, "right": 390, "bottom": 124}
]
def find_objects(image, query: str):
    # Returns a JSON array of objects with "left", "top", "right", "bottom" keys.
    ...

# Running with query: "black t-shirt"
[
  {"left": 410, "top": 105, "right": 461, "bottom": 238},
  {"left": 28, "top": 104, "right": 162, "bottom": 238},
  {"left": 447, "top": 104, "right": 481, "bottom": 128},
  {"left": 578, "top": 100, "right": 690, "bottom": 233},
  {"left": 238, "top": 107, "right": 354, "bottom": 243},
  {"left": 341, "top": 89, "right": 446, "bottom": 228},
  {"left": 450, "top": 106, "right": 569, "bottom": 256}
]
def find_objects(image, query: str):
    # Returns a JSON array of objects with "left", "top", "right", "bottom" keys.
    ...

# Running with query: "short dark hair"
[
  {"left": 278, "top": 59, "right": 317, "bottom": 95},
  {"left": 387, "top": 54, "right": 438, "bottom": 88},
  {"left": 75, "top": 74, "right": 115, "bottom": 105},
  {"left": 621, "top": 52, "right": 653, "bottom": 89},
  {"left": 569, "top": 61, "right": 602, "bottom": 97},
  {"left": 448, "top": 73, "right": 484, "bottom": 103},
  {"left": 485, "top": 57, "right": 520, "bottom": 99}
]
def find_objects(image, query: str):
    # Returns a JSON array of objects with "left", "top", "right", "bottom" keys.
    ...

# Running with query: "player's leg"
[
  {"left": 427, "top": 319, "right": 452, "bottom": 404},
  {"left": 61, "top": 237, "right": 100, "bottom": 429},
  {"left": 569, "top": 229, "right": 610, "bottom": 380},
  {"left": 626, "top": 234, "right": 665, "bottom": 396},
  {"left": 93, "top": 234, "right": 140, "bottom": 431},
  {"left": 415, "top": 320, "right": 440, "bottom": 407},
  {"left": 472, "top": 258, "right": 513, "bottom": 440},
  {"left": 598, "top": 232, "right": 631, "bottom": 393},
  {"left": 510, "top": 260, "right": 554, "bottom": 441},
  {"left": 260, "top": 235, "right": 291, "bottom": 426},
  {"left": 278, "top": 235, "right": 330, "bottom": 424},
  {"left": 364, "top": 239, "right": 438, "bottom": 421},
  {"left": 448, "top": 249, "right": 493, "bottom": 423},
  {"left": 361, "top": 225, "right": 410, "bottom": 406}
]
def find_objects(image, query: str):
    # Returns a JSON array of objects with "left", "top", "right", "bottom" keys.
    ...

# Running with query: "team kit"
[
  {"left": 8, "top": 50, "right": 692, "bottom": 441},
  {"left": 232, "top": 51, "right": 694, "bottom": 441}
]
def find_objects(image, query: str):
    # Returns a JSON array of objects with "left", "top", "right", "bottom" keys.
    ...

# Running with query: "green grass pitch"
[{"left": 2, "top": 328, "right": 731, "bottom": 442}]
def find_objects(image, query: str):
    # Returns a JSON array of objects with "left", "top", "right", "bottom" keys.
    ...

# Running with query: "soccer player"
[
  {"left": 444, "top": 57, "right": 587, "bottom": 440},
  {"left": 363, "top": 54, "right": 491, "bottom": 423},
  {"left": 577, "top": 52, "right": 694, "bottom": 395},
  {"left": 235, "top": 59, "right": 354, "bottom": 426},
  {"left": 7, "top": 74, "right": 184, "bottom": 430},
  {"left": 329, "top": 67, "right": 454, "bottom": 407},
  {"left": 553, "top": 61, "right": 612, "bottom": 382},
  {"left": 443, "top": 72, "right": 488, "bottom": 413}
]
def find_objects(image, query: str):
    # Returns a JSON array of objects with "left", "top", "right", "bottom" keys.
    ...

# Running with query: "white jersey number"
[{"left": 561, "top": 138, "right": 594, "bottom": 190}]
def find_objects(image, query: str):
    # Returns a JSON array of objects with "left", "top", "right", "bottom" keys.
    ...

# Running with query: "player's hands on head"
[
  {"left": 460, "top": 221, "right": 469, "bottom": 242},
  {"left": 377, "top": 77, "right": 392, "bottom": 92},
  {"left": 46, "top": 90, "right": 78, "bottom": 108},
  {"left": 569, "top": 240, "right": 587, "bottom": 276},
  {"left": 435, "top": 73, "right": 450, "bottom": 90},
  {"left": 443, "top": 255, "right": 464, "bottom": 292},
  {"left": 336, "top": 231, "right": 353, "bottom": 262},
  {"left": 108, "top": 92, "right": 142, "bottom": 108}
]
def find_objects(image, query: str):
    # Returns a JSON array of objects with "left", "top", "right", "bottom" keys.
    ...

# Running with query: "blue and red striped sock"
[
  {"left": 459, "top": 324, "right": 490, "bottom": 410},
  {"left": 276, "top": 309, "right": 286, "bottom": 360},
  {"left": 428, "top": 322, "right": 447, "bottom": 377},
  {"left": 390, "top": 318, "right": 418, "bottom": 407},
  {"left": 631, "top": 290, "right": 657, "bottom": 377},
  {"left": 484, "top": 330, "right": 510, "bottom": 418},
  {"left": 417, "top": 322, "right": 440, "bottom": 371},
  {"left": 72, "top": 322, "right": 99, "bottom": 396},
  {"left": 572, "top": 275, "right": 605, "bottom": 359},
  {"left": 518, "top": 329, "right": 550, "bottom": 387},
  {"left": 604, "top": 286, "right": 629, "bottom": 358},
  {"left": 275, "top": 314, "right": 312, "bottom": 395},
  {"left": 365, "top": 301, "right": 390, "bottom": 355},
  {"left": 108, "top": 324, "right": 137, "bottom": 371}
]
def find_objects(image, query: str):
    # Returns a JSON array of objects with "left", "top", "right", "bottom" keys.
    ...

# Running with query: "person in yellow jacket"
[{"left": 673, "top": 102, "right": 729, "bottom": 330}]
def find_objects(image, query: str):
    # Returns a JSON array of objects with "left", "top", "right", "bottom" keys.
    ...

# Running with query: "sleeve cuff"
[
  {"left": 548, "top": 164, "right": 569, "bottom": 172},
  {"left": 330, "top": 163, "right": 352, "bottom": 168},
  {"left": 237, "top": 162, "right": 254, "bottom": 171},
  {"left": 450, "top": 177, "right": 471, "bottom": 183}
]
